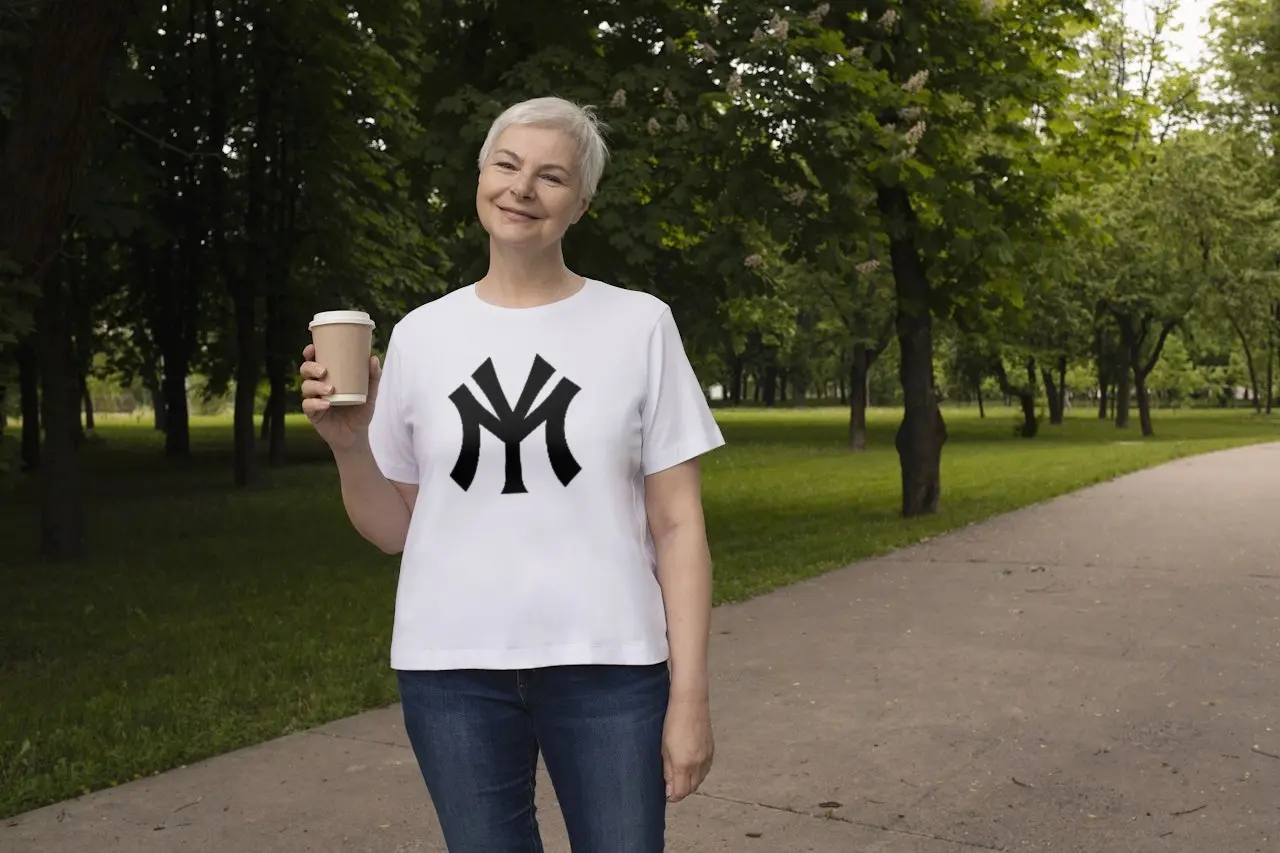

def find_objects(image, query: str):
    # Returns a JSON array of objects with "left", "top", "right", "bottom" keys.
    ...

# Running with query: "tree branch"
[
  {"left": 103, "top": 108, "right": 221, "bottom": 161},
  {"left": 872, "top": 313, "right": 894, "bottom": 357},
  {"left": 1139, "top": 319, "right": 1179, "bottom": 379},
  {"left": 813, "top": 274, "right": 857, "bottom": 336}
]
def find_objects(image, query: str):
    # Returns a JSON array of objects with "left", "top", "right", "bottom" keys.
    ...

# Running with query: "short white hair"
[{"left": 477, "top": 97, "right": 610, "bottom": 201}]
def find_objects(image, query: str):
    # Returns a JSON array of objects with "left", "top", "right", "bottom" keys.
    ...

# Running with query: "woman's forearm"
[
  {"left": 332, "top": 439, "right": 413, "bottom": 554},
  {"left": 654, "top": 522, "right": 714, "bottom": 701}
]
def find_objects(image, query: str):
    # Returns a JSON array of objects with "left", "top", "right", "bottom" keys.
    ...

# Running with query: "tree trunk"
[
  {"left": 994, "top": 359, "right": 1038, "bottom": 439},
  {"left": 260, "top": 396, "right": 273, "bottom": 441},
  {"left": 791, "top": 372, "right": 806, "bottom": 407},
  {"left": 1021, "top": 358, "right": 1040, "bottom": 437},
  {"left": 162, "top": 361, "right": 189, "bottom": 456},
  {"left": 268, "top": 387, "right": 286, "bottom": 464},
  {"left": 1057, "top": 355, "right": 1068, "bottom": 419},
  {"left": 146, "top": 369, "right": 168, "bottom": 432},
  {"left": 1095, "top": 328, "right": 1109, "bottom": 419},
  {"left": 848, "top": 345, "right": 871, "bottom": 452},
  {"left": 762, "top": 363, "right": 777, "bottom": 407},
  {"left": 36, "top": 282, "right": 85, "bottom": 559},
  {"left": 18, "top": 336, "right": 39, "bottom": 471},
  {"left": 264, "top": 292, "right": 288, "bottom": 465},
  {"left": 729, "top": 354, "right": 743, "bottom": 405},
  {"left": 1266, "top": 308, "right": 1274, "bottom": 415},
  {"left": 1115, "top": 338, "right": 1132, "bottom": 429},
  {"left": 976, "top": 384, "right": 985, "bottom": 418},
  {"left": 232, "top": 290, "right": 260, "bottom": 487},
  {"left": 1118, "top": 316, "right": 1176, "bottom": 438},
  {"left": 878, "top": 185, "right": 945, "bottom": 516},
  {"left": 1042, "top": 365, "right": 1063, "bottom": 425},
  {"left": 1227, "top": 315, "right": 1262, "bottom": 414},
  {"left": 154, "top": 234, "right": 194, "bottom": 457},
  {"left": 0, "top": 0, "right": 137, "bottom": 559},
  {"left": 161, "top": 1, "right": 204, "bottom": 460},
  {"left": 68, "top": 253, "right": 93, "bottom": 445},
  {"left": 1134, "top": 371, "right": 1154, "bottom": 437},
  {"left": 81, "top": 373, "right": 94, "bottom": 432}
]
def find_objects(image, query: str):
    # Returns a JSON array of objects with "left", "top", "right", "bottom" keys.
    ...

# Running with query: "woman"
[{"left": 299, "top": 96, "right": 724, "bottom": 852}]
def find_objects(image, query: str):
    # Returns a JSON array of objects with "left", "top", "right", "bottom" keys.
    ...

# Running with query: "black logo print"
[{"left": 448, "top": 355, "right": 582, "bottom": 494}]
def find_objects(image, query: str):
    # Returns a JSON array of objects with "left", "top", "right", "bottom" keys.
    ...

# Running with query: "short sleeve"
[
  {"left": 368, "top": 328, "right": 419, "bottom": 484},
  {"left": 641, "top": 307, "right": 726, "bottom": 476}
]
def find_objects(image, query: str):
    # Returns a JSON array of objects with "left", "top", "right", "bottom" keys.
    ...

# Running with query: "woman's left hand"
[{"left": 662, "top": 695, "right": 714, "bottom": 803}]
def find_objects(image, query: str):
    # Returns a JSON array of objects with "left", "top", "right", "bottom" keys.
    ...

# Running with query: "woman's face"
[{"left": 476, "top": 124, "right": 589, "bottom": 251}]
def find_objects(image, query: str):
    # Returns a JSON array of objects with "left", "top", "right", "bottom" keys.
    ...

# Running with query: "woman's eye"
[{"left": 497, "top": 161, "right": 517, "bottom": 170}]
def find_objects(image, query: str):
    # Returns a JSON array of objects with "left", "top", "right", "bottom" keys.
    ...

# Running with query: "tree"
[{"left": 0, "top": 0, "right": 140, "bottom": 558}]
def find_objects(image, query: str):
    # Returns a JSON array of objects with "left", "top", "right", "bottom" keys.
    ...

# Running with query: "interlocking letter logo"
[{"left": 449, "top": 355, "right": 582, "bottom": 494}]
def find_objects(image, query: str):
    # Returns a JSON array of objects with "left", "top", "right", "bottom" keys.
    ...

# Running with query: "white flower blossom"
[
  {"left": 850, "top": 46, "right": 865, "bottom": 59},
  {"left": 877, "top": 9, "right": 899, "bottom": 31},
  {"left": 980, "top": 0, "right": 996, "bottom": 17},
  {"left": 744, "top": 254, "right": 764, "bottom": 269},
  {"left": 751, "top": 26, "right": 766, "bottom": 42},
  {"left": 898, "top": 106, "right": 922, "bottom": 121},
  {"left": 902, "top": 70, "right": 929, "bottom": 93},
  {"left": 698, "top": 41, "right": 719, "bottom": 62},
  {"left": 664, "top": 88, "right": 679, "bottom": 107},
  {"left": 610, "top": 89, "right": 627, "bottom": 108},
  {"left": 855, "top": 259, "right": 880, "bottom": 275},
  {"left": 904, "top": 120, "right": 926, "bottom": 145},
  {"left": 707, "top": 7, "right": 718, "bottom": 26},
  {"left": 785, "top": 186, "right": 808, "bottom": 205},
  {"left": 675, "top": 114, "right": 690, "bottom": 132},
  {"left": 728, "top": 72, "right": 743, "bottom": 95},
  {"left": 808, "top": 3, "right": 830, "bottom": 22},
  {"left": 648, "top": 117, "right": 662, "bottom": 135},
  {"left": 768, "top": 12, "right": 789, "bottom": 39}
]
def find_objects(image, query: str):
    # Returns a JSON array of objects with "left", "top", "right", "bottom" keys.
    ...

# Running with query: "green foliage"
[{"left": 1147, "top": 333, "right": 1202, "bottom": 405}]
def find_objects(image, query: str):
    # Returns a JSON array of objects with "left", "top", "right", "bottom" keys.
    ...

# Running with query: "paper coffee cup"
[{"left": 308, "top": 310, "right": 376, "bottom": 405}]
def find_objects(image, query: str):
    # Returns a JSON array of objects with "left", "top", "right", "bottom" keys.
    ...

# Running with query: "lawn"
[{"left": 2, "top": 404, "right": 1277, "bottom": 818}]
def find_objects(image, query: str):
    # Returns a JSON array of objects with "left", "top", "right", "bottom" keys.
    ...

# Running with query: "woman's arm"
[
  {"left": 647, "top": 458, "right": 713, "bottom": 699},
  {"left": 333, "top": 440, "right": 418, "bottom": 555},
  {"left": 646, "top": 457, "right": 715, "bottom": 802}
]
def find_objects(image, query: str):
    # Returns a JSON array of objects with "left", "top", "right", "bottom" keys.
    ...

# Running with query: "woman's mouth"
[{"left": 498, "top": 206, "right": 538, "bottom": 221}]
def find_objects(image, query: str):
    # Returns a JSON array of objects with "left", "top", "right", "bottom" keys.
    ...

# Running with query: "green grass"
[{"left": 1, "top": 405, "right": 1277, "bottom": 818}]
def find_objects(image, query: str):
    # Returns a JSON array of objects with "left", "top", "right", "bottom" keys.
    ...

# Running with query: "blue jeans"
[{"left": 397, "top": 663, "right": 670, "bottom": 852}]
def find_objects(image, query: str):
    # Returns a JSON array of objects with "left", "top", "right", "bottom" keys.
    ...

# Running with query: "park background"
[{"left": 3, "top": 0, "right": 1280, "bottom": 825}]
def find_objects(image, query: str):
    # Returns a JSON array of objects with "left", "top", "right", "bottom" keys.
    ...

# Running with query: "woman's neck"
[{"left": 478, "top": 242, "right": 583, "bottom": 308}]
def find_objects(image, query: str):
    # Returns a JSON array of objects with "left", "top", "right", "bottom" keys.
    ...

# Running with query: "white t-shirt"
[{"left": 367, "top": 279, "right": 725, "bottom": 671}]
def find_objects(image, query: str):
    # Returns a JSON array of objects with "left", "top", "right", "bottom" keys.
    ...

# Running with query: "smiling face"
[{"left": 476, "top": 124, "right": 590, "bottom": 251}]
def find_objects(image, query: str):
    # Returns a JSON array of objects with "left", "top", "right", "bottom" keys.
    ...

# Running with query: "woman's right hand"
[{"left": 299, "top": 343, "right": 381, "bottom": 451}]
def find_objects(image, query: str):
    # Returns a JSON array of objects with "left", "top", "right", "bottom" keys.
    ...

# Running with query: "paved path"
[{"left": 6, "top": 444, "right": 1280, "bottom": 852}]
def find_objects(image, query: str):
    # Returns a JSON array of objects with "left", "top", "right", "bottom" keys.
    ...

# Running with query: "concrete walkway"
[{"left": 6, "top": 443, "right": 1280, "bottom": 852}]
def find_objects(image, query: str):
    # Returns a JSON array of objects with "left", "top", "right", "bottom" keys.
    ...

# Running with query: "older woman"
[{"left": 298, "top": 96, "right": 724, "bottom": 851}]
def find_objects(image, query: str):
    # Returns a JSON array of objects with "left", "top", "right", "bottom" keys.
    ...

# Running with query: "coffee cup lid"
[{"left": 309, "top": 310, "right": 376, "bottom": 330}]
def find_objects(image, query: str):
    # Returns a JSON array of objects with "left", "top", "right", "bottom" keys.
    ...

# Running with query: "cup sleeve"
[
  {"left": 368, "top": 329, "right": 420, "bottom": 484},
  {"left": 640, "top": 307, "right": 726, "bottom": 476}
]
